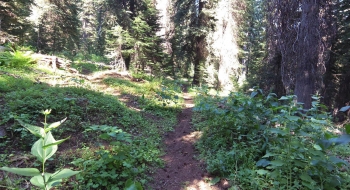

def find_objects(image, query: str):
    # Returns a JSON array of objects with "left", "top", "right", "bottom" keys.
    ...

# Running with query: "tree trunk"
[
  {"left": 193, "top": 34, "right": 205, "bottom": 85},
  {"left": 125, "top": 55, "right": 131, "bottom": 70},
  {"left": 272, "top": 52, "right": 286, "bottom": 96},
  {"left": 130, "top": 0, "right": 135, "bottom": 17},
  {"left": 294, "top": 0, "right": 322, "bottom": 109},
  {"left": 192, "top": 0, "right": 204, "bottom": 86},
  {"left": 36, "top": 23, "right": 42, "bottom": 53}
]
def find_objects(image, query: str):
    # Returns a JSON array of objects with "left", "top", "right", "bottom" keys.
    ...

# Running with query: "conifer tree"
[
  {"left": 239, "top": 0, "right": 268, "bottom": 91},
  {"left": 0, "top": 0, "right": 33, "bottom": 44},
  {"left": 104, "top": 0, "right": 165, "bottom": 73},
  {"left": 29, "top": 0, "right": 80, "bottom": 53},
  {"left": 324, "top": 0, "right": 350, "bottom": 108},
  {"left": 172, "top": 0, "right": 215, "bottom": 85}
]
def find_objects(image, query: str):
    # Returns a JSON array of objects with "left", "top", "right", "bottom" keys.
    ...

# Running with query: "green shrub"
[
  {"left": 0, "top": 51, "right": 35, "bottom": 68},
  {"left": 193, "top": 89, "right": 350, "bottom": 189},
  {"left": 71, "top": 125, "right": 145, "bottom": 189}
]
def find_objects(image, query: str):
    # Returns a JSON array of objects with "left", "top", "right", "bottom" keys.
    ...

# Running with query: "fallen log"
[{"left": 31, "top": 53, "right": 71, "bottom": 70}]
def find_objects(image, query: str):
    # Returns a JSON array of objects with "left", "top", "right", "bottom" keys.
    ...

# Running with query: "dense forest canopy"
[{"left": 1, "top": 0, "right": 350, "bottom": 109}]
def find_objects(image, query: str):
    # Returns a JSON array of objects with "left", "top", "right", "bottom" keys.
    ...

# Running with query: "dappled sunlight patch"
[
  {"left": 185, "top": 103, "right": 195, "bottom": 108},
  {"left": 128, "top": 106, "right": 142, "bottom": 112},
  {"left": 178, "top": 131, "right": 202, "bottom": 144},
  {"left": 183, "top": 93, "right": 195, "bottom": 108},
  {"left": 88, "top": 70, "right": 131, "bottom": 81},
  {"left": 185, "top": 178, "right": 222, "bottom": 190}
]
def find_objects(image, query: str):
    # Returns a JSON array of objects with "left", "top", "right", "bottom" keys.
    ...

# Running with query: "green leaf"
[
  {"left": 298, "top": 131, "right": 312, "bottom": 137},
  {"left": 324, "top": 132, "right": 336, "bottom": 140},
  {"left": 327, "top": 175, "right": 342, "bottom": 187},
  {"left": 31, "top": 139, "right": 45, "bottom": 162},
  {"left": 266, "top": 93, "right": 277, "bottom": 101},
  {"left": 43, "top": 136, "right": 70, "bottom": 149},
  {"left": 327, "top": 135, "right": 350, "bottom": 146},
  {"left": 262, "top": 151, "right": 277, "bottom": 158},
  {"left": 0, "top": 167, "right": 40, "bottom": 177},
  {"left": 256, "top": 159, "right": 270, "bottom": 167},
  {"left": 279, "top": 96, "right": 289, "bottom": 100},
  {"left": 310, "top": 118, "right": 327, "bottom": 124},
  {"left": 270, "top": 160, "right": 285, "bottom": 167},
  {"left": 30, "top": 173, "right": 61, "bottom": 189},
  {"left": 31, "top": 132, "right": 58, "bottom": 163},
  {"left": 210, "top": 177, "right": 221, "bottom": 185},
  {"left": 42, "top": 132, "right": 58, "bottom": 161},
  {"left": 345, "top": 124, "right": 350, "bottom": 135},
  {"left": 311, "top": 95, "right": 319, "bottom": 100},
  {"left": 17, "top": 119, "right": 45, "bottom": 138},
  {"left": 89, "top": 125, "right": 100, "bottom": 131},
  {"left": 45, "top": 118, "right": 67, "bottom": 133},
  {"left": 339, "top": 106, "right": 350, "bottom": 112},
  {"left": 124, "top": 179, "right": 143, "bottom": 190},
  {"left": 256, "top": 169, "right": 269, "bottom": 175},
  {"left": 99, "top": 133, "right": 110, "bottom": 140},
  {"left": 329, "top": 156, "right": 348, "bottom": 167},
  {"left": 300, "top": 173, "right": 313, "bottom": 182},
  {"left": 287, "top": 116, "right": 299, "bottom": 121},
  {"left": 313, "top": 144, "right": 322, "bottom": 150},
  {"left": 269, "top": 128, "right": 288, "bottom": 135},
  {"left": 301, "top": 173, "right": 316, "bottom": 190},
  {"left": 250, "top": 91, "right": 258, "bottom": 98},
  {"left": 48, "top": 169, "right": 80, "bottom": 182},
  {"left": 30, "top": 175, "right": 46, "bottom": 188}
]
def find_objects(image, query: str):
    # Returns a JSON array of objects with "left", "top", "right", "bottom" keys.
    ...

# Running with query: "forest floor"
[
  {"left": 3, "top": 54, "right": 350, "bottom": 189},
  {"left": 72, "top": 70, "right": 229, "bottom": 189},
  {"left": 148, "top": 86, "right": 229, "bottom": 190},
  {"left": 0, "top": 57, "right": 229, "bottom": 189},
  {"left": 82, "top": 71, "right": 229, "bottom": 189}
]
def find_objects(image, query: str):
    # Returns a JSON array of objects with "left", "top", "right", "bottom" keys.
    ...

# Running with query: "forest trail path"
[{"left": 149, "top": 88, "right": 222, "bottom": 190}]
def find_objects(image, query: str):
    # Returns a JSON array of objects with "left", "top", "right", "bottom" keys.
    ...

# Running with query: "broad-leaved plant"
[{"left": 0, "top": 109, "right": 80, "bottom": 190}]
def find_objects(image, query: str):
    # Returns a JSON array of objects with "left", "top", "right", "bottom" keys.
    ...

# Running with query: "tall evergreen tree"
[
  {"left": 96, "top": 0, "right": 165, "bottom": 73},
  {"left": 78, "top": 0, "right": 100, "bottom": 55},
  {"left": 239, "top": 0, "right": 268, "bottom": 91},
  {"left": 29, "top": 0, "right": 80, "bottom": 53},
  {"left": 172, "top": 0, "right": 216, "bottom": 85},
  {"left": 0, "top": 0, "right": 33, "bottom": 44},
  {"left": 324, "top": 0, "right": 350, "bottom": 108}
]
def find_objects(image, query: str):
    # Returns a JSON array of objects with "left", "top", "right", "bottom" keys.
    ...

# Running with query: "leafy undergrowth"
[
  {"left": 192, "top": 88, "right": 350, "bottom": 190},
  {"left": 0, "top": 53, "right": 183, "bottom": 189}
]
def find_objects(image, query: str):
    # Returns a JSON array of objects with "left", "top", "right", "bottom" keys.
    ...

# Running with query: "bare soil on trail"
[{"left": 149, "top": 90, "right": 228, "bottom": 190}]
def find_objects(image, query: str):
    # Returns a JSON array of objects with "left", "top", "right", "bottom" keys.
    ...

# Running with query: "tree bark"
[
  {"left": 294, "top": 0, "right": 323, "bottom": 109},
  {"left": 130, "top": 0, "right": 135, "bottom": 18},
  {"left": 36, "top": 23, "right": 42, "bottom": 53},
  {"left": 192, "top": 0, "right": 204, "bottom": 86},
  {"left": 0, "top": 16, "right": 2, "bottom": 32},
  {"left": 193, "top": 35, "right": 205, "bottom": 85}
]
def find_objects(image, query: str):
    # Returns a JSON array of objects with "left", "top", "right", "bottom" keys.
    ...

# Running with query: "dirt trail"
[{"left": 149, "top": 90, "right": 222, "bottom": 190}]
